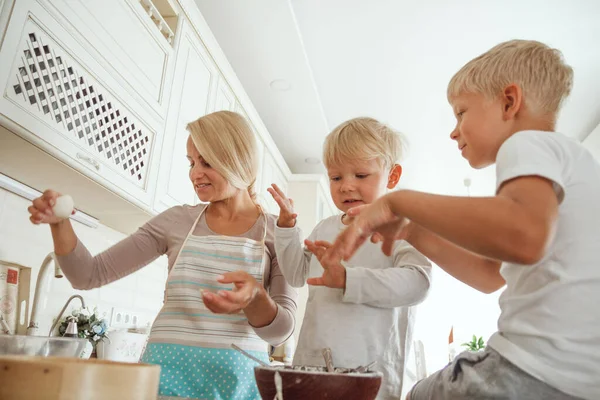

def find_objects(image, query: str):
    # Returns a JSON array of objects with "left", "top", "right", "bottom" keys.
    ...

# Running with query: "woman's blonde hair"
[
  {"left": 447, "top": 39, "right": 573, "bottom": 123},
  {"left": 323, "top": 117, "right": 405, "bottom": 169},
  {"left": 186, "top": 111, "right": 258, "bottom": 200}
]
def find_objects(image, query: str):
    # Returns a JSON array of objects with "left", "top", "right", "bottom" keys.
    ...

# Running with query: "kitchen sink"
[{"left": 0, "top": 335, "right": 87, "bottom": 358}]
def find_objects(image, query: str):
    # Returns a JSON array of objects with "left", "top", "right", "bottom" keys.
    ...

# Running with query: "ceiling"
[{"left": 194, "top": 0, "right": 600, "bottom": 196}]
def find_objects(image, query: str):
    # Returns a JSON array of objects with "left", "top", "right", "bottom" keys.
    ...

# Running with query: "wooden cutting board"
[{"left": 0, "top": 355, "right": 160, "bottom": 400}]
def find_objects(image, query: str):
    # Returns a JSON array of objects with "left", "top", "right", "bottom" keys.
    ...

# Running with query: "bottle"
[
  {"left": 448, "top": 325, "right": 457, "bottom": 362},
  {"left": 63, "top": 316, "right": 79, "bottom": 338}
]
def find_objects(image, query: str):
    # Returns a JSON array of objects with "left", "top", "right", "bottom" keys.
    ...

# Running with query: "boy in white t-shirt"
[
  {"left": 326, "top": 40, "right": 600, "bottom": 400},
  {"left": 267, "top": 117, "right": 432, "bottom": 399}
]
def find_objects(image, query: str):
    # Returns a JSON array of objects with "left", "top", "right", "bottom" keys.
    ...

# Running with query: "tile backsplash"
[{"left": 0, "top": 187, "right": 167, "bottom": 335}]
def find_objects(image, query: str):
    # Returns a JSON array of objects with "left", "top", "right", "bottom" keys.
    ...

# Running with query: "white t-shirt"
[
  {"left": 488, "top": 130, "right": 600, "bottom": 400},
  {"left": 275, "top": 215, "right": 431, "bottom": 400}
]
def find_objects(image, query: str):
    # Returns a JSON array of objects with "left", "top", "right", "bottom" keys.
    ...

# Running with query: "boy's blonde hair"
[
  {"left": 447, "top": 39, "right": 573, "bottom": 122},
  {"left": 323, "top": 117, "right": 404, "bottom": 169},
  {"left": 187, "top": 111, "right": 258, "bottom": 200}
]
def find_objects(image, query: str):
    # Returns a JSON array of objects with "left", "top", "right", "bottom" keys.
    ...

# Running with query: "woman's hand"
[
  {"left": 267, "top": 184, "right": 297, "bottom": 228},
  {"left": 202, "top": 271, "right": 265, "bottom": 314},
  {"left": 305, "top": 240, "right": 347, "bottom": 289},
  {"left": 28, "top": 189, "right": 73, "bottom": 225}
]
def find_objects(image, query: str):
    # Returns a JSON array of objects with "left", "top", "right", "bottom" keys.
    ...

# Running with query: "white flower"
[{"left": 92, "top": 324, "right": 103, "bottom": 334}]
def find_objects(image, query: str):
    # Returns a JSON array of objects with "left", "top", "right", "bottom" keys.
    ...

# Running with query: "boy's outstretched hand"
[
  {"left": 267, "top": 183, "right": 297, "bottom": 228},
  {"left": 325, "top": 195, "right": 407, "bottom": 262},
  {"left": 305, "top": 240, "right": 347, "bottom": 289}
]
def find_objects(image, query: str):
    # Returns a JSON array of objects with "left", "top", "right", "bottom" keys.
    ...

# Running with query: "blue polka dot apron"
[{"left": 142, "top": 205, "right": 269, "bottom": 399}]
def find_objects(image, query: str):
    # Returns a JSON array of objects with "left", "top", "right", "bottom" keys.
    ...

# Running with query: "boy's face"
[
  {"left": 449, "top": 92, "right": 511, "bottom": 169},
  {"left": 327, "top": 159, "right": 400, "bottom": 213}
]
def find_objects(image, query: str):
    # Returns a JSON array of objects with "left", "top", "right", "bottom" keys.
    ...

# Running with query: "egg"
[{"left": 53, "top": 195, "right": 74, "bottom": 219}]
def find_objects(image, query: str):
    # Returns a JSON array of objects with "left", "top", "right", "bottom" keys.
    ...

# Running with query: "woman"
[{"left": 28, "top": 111, "right": 298, "bottom": 399}]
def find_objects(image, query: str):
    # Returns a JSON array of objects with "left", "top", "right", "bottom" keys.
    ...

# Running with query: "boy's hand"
[
  {"left": 368, "top": 218, "right": 413, "bottom": 257},
  {"left": 267, "top": 184, "right": 297, "bottom": 228},
  {"left": 328, "top": 196, "right": 401, "bottom": 261},
  {"left": 305, "top": 240, "right": 346, "bottom": 289}
]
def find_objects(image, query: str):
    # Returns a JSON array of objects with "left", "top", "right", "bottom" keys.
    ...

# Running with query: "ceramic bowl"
[{"left": 254, "top": 365, "right": 382, "bottom": 400}]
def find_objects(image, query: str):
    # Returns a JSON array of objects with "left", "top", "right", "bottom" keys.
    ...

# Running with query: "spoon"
[
  {"left": 231, "top": 343, "right": 270, "bottom": 367},
  {"left": 322, "top": 347, "right": 334, "bottom": 373},
  {"left": 353, "top": 360, "right": 377, "bottom": 373},
  {"left": 273, "top": 370, "right": 283, "bottom": 400}
]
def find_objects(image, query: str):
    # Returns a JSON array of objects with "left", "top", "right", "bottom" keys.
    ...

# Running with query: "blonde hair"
[
  {"left": 323, "top": 117, "right": 404, "bottom": 169},
  {"left": 447, "top": 39, "right": 573, "bottom": 122},
  {"left": 186, "top": 111, "right": 258, "bottom": 200}
]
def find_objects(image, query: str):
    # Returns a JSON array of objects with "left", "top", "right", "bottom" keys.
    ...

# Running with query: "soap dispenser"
[{"left": 63, "top": 316, "right": 79, "bottom": 338}]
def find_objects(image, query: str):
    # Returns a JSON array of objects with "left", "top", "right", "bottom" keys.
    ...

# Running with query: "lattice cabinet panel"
[{"left": 6, "top": 23, "right": 155, "bottom": 187}]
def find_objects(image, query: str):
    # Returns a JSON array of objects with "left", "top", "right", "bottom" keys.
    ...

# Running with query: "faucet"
[
  {"left": 26, "top": 252, "right": 66, "bottom": 336},
  {"left": 0, "top": 314, "right": 12, "bottom": 335},
  {"left": 48, "top": 294, "right": 86, "bottom": 337}
]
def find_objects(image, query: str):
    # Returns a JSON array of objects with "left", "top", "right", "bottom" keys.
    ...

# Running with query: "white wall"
[
  {"left": 401, "top": 261, "right": 502, "bottom": 398},
  {"left": 0, "top": 188, "right": 167, "bottom": 335},
  {"left": 284, "top": 177, "right": 338, "bottom": 344},
  {"left": 412, "top": 268, "right": 501, "bottom": 374},
  {"left": 286, "top": 180, "right": 318, "bottom": 344},
  {"left": 583, "top": 122, "right": 600, "bottom": 162}
]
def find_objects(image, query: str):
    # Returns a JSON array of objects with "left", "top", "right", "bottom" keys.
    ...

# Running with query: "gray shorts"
[{"left": 408, "top": 346, "right": 582, "bottom": 400}]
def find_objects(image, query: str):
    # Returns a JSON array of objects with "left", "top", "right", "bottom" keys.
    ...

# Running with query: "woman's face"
[{"left": 186, "top": 136, "right": 239, "bottom": 202}]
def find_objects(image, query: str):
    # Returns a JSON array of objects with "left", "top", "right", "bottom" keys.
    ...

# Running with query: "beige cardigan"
[{"left": 57, "top": 204, "right": 297, "bottom": 346}]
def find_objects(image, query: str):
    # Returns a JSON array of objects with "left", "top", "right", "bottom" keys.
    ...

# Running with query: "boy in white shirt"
[
  {"left": 326, "top": 40, "right": 600, "bottom": 400},
  {"left": 268, "top": 117, "right": 432, "bottom": 399}
]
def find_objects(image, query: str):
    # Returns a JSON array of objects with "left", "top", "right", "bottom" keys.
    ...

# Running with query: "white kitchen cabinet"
[
  {"left": 153, "top": 20, "right": 218, "bottom": 212},
  {"left": 287, "top": 174, "right": 338, "bottom": 239},
  {"left": 259, "top": 151, "right": 289, "bottom": 215},
  {"left": 235, "top": 102, "right": 266, "bottom": 202},
  {"left": 0, "top": 0, "right": 163, "bottom": 210},
  {"left": 283, "top": 174, "right": 337, "bottom": 342},
  {"left": 213, "top": 75, "right": 236, "bottom": 112},
  {"left": 0, "top": 0, "right": 13, "bottom": 45},
  {"left": 0, "top": 0, "right": 293, "bottom": 234},
  {"left": 42, "top": 0, "right": 175, "bottom": 118}
]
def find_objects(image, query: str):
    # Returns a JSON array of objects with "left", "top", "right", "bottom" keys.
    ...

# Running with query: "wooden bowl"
[
  {"left": 254, "top": 365, "right": 382, "bottom": 400},
  {"left": 0, "top": 355, "right": 160, "bottom": 400}
]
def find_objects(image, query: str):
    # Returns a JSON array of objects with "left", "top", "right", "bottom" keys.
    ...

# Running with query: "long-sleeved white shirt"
[{"left": 275, "top": 214, "right": 432, "bottom": 399}]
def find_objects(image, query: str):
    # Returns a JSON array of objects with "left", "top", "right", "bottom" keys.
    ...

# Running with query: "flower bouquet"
[{"left": 58, "top": 307, "right": 110, "bottom": 349}]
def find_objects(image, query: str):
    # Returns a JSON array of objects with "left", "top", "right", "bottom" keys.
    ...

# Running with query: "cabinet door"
[
  {"left": 213, "top": 75, "right": 236, "bottom": 112},
  {"left": 318, "top": 181, "right": 337, "bottom": 219},
  {"left": 259, "top": 151, "right": 288, "bottom": 215},
  {"left": 42, "top": 0, "right": 173, "bottom": 117},
  {"left": 0, "top": 1, "right": 161, "bottom": 208},
  {"left": 154, "top": 21, "right": 217, "bottom": 212},
  {"left": 0, "top": 0, "right": 13, "bottom": 45},
  {"left": 235, "top": 102, "right": 265, "bottom": 202}
]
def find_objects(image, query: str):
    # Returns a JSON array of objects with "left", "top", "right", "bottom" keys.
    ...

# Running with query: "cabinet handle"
[{"left": 76, "top": 153, "right": 100, "bottom": 170}]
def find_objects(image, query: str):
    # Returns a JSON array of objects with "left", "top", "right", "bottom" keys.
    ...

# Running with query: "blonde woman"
[{"left": 28, "top": 111, "right": 298, "bottom": 400}]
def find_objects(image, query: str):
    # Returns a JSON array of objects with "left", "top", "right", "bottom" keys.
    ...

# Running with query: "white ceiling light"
[
  {"left": 304, "top": 157, "right": 321, "bottom": 165},
  {"left": 269, "top": 79, "right": 292, "bottom": 91},
  {"left": 463, "top": 177, "right": 472, "bottom": 197}
]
